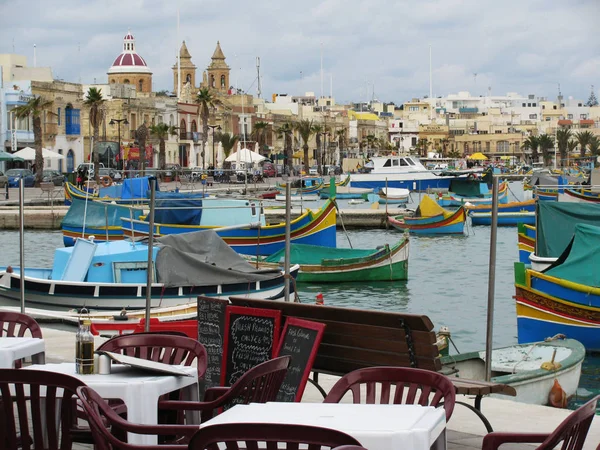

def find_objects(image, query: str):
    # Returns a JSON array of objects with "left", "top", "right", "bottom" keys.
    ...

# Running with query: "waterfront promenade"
[{"left": 36, "top": 325, "right": 599, "bottom": 450}]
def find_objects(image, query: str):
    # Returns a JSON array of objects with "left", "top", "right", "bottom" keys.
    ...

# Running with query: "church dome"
[{"left": 108, "top": 32, "right": 152, "bottom": 75}]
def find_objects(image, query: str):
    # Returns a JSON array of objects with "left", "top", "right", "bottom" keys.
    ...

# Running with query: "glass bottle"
[{"left": 75, "top": 319, "right": 95, "bottom": 375}]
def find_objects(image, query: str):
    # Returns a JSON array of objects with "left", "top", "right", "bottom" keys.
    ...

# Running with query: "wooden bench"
[{"left": 229, "top": 297, "right": 516, "bottom": 432}]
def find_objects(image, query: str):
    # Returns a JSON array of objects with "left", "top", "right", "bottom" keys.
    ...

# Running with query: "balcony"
[
  {"left": 65, "top": 108, "right": 80, "bottom": 135},
  {"left": 45, "top": 122, "right": 58, "bottom": 136},
  {"left": 179, "top": 131, "right": 201, "bottom": 142},
  {"left": 459, "top": 107, "right": 478, "bottom": 114},
  {"left": 12, "top": 130, "right": 35, "bottom": 143}
]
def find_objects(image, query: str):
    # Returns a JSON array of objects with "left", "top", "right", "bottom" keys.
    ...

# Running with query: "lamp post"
[
  {"left": 110, "top": 118, "right": 128, "bottom": 179},
  {"left": 208, "top": 124, "right": 222, "bottom": 173}
]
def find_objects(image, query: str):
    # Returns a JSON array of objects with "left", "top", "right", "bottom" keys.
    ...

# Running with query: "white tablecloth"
[
  {"left": 25, "top": 362, "right": 198, "bottom": 445},
  {"left": 0, "top": 337, "right": 45, "bottom": 368},
  {"left": 200, "top": 402, "right": 446, "bottom": 450}
]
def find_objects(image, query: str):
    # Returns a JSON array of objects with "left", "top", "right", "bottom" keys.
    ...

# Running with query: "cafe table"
[
  {"left": 0, "top": 337, "right": 46, "bottom": 368},
  {"left": 199, "top": 402, "right": 447, "bottom": 450},
  {"left": 25, "top": 362, "right": 199, "bottom": 445}
]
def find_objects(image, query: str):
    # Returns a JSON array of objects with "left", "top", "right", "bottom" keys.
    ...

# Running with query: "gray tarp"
[{"left": 155, "top": 230, "right": 280, "bottom": 287}]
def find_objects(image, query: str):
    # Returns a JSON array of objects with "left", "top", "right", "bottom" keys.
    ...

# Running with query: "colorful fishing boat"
[
  {"left": 465, "top": 199, "right": 536, "bottom": 214},
  {"left": 0, "top": 231, "right": 299, "bottom": 311},
  {"left": 61, "top": 196, "right": 262, "bottom": 247},
  {"left": 121, "top": 200, "right": 337, "bottom": 256},
  {"left": 469, "top": 211, "right": 535, "bottom": 226},
  {"left": 276, "top": 177, "right": 324, "bottom": 195},
  {"left": 514, "top": 223, "right": 600, "bottom": 351},
  {"left": 255, "top": 235, "right": 409, "bottom": 282},
  {"left": 441, "top": 338, "right": 585, "bottom": 406},
  {"left": 319, "top": 185, "right": 373, "bottom": 200},
  {"left": 437, "top": 181, "right": 508, "bottom": 207},
  {"left": 377, "top": 187, "right": 410, "bottom": 204},
  {"left": 517, "top": 223, "right": 536, "bottom": 264},
  {"left": 559, "top": 187, "right": 600, "bottom": 203},
  {"left": 388, "top": 195, "right": 466, "bottom": 235}
]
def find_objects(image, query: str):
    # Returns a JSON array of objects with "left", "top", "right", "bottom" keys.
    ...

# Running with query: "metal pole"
[
  {"left": 145, "top": 178, "right": 156, "bottom": 331},
  {"left": 484, "top": 175, "right": 499, "bottom": 381},
  {"left": 19, "top": 178, "right": 25, "bottom": 313},
  {"left": 284, "top": 183, "right": 291, "bottom": 302}
]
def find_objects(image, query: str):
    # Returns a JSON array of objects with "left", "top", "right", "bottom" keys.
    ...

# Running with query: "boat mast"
[{"left": 484, "top": 175, "right": 500, "bottom": 381}]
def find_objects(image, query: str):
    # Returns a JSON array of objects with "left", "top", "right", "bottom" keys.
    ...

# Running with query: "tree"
[
  {"left": 556, "top": 128, "right": 572, "bottom": 167},
  {"left": 13, "top": 95, "right": 53, "bottom": 186},
  {"left": 312, "top": 124, "right": 324, "bottom": 175},
  {"left": 567, "top": 139, "right": 578, "bottom": 157},
  {"left": 83, "top": 87, "right": 105, "bottom": 182},
  {"left": 251, "top": 121, "right": 269, "bottom": 155},
  {"left": 295, "top": 119, "right": 314, "bottom": 175},
  {"left": 447, "top": 148, "right": 461, "bottom": 159},
  {"left": 275, "top": 122, "right": 295, "bottom": 175},
  {"left": 537, "top": 134, "right": 554, "bottom": 167},
  {"left": 195, "top": 88, "right": 222, "bottom": 169},
  {"left": 585, "top": 85, "right": 598, "bottom": 107},
  {"left": 521, "top": 136, "right": 539, "bottom": 164},
  {"left": 589, "top": 136, "right": 600, "bottom": 158},
  {"left": 575, "top": 131, "right": 594, "bottom": 158},
  {"left": 415, "top": 139, "right": 429, "bottom": 157},
  {"left": 439, "top": 138, "right": 450, "bottom": 158},
  {"left": 135, "top": 123, "right": 149, "bottom": 174},
  {"left": 218, "top": 132, "right": 239, "bottom": 171},
  {"left": 150, "top": 123, "right": 176, "bottom": 173}
]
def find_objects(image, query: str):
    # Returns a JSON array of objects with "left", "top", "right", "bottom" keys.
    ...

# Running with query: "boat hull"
[
  {"left": 469, "top": 211, "right": 535, "bottom": 226},
  {"left": 388, "top": 207, "right": 466, "bottom": 235},
  {"left": 0, "top": 266, "right": 299, "bottom": 311},
  {"left": 441, "top": 339, "right": 585, "bottom": 405},
  {"left": 437, "top": 183, "right": 508, "bottom": 207}
]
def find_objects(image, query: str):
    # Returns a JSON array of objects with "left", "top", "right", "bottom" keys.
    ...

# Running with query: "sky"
[{"left": 1, "top": 0, "right": 599, "bottom": 105}]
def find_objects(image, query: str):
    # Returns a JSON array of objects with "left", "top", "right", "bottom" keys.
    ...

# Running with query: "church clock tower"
[
  {"left": 172, "top": 41, "right": 197, "bottom": 96},
  {"left": 205, "top": 41, "right": 230, "bottom": 92}
]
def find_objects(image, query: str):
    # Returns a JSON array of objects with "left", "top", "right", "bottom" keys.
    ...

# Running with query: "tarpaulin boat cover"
[
  {"left": 536, "top": 202, "right": 600, "bottom": 257},
  {"left": 155, "top": 230, "right": 280, "bottom": 287},
  {"left": 416, "top": 195, "right": 451, "bottom": 218},
  {"left": 543, "top": 223, "right": 600, "bottom": 287},
  {"left": 121, "top": 177, "right": 156, "bottom": 199},
  {"left": 62, "top": 197, "right": 142, "bottom": 228},
  {"left": 151, "top": 191, "right": 204, "bottom": 225},
  {"left": 265, "top": 243, "right": 378, "bottom": 265}
]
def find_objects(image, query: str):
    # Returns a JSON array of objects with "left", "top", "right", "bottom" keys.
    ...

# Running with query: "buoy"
[
  {"left": 548, "top": 379, "right": 568, "bottom": 408},
  {"left": 316, "top": 292, "right": 324, "bottom": 305}
]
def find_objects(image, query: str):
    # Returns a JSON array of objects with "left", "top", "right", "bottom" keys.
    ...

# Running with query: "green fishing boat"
[{"left": 256, "top": 236, "right": 409, "bottom": 283}]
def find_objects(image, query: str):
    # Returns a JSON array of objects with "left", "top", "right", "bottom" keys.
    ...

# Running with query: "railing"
[
  {"left": 180, "top": 131, "right": 202, "bottom": 141},
  {"left": 459, "top": 107, "right": 478, "bottom": 114}
]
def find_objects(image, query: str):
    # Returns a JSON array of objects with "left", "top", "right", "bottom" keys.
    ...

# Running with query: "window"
[
  {"left": 392, "top": 159, "right": 399, "bottom": 166},
  {"left": 532, "top": 103, "right": 537, "bottom": 107},
  {"left": 578, "top": 103, "right": 582, "bottom": 107},
  {"left": 180, "top": 119, "right": 186, "bottom": 132},
  {"left": 409, "top": 106, "right": 419, "bottom": 111},
  {"left": 527, "top": 103, "right": 531, "bottom": 107},
  {"left": 383, "top": 159, "right": 391, "bottom": 167},
  {"left": 406, "top": 158, "right": 416, "bottom": 165},
  {"left": 210, "top": 75, "right": 215, "bottom": 88},
  {"left": 553, "top": 105, "right": 557, "bottom": 110},
  {"left": 529, "top": 114, "right": 537, "bottom": 119},
  {"left": 191, "top": 120, "right": 197, "bottom": 132},
  {"left": 542, "top": 105, "right": 546, "bottom": 109},
  {"left": 400, "top": 158, "right": 409, "bottom": 166},
  {"left": 186, "top": 74, "right": 191, "bottom": 83},
  {"left": 580, "top": 114, "right": 588, "bottom": 120},
  {"left": 522, "top": 103, "right": 526, "bottom": 107},
  {"left": 57, "top": 107, "right": 61, "bottom": 125},
  {"left": 495, "top": 130, "right": 502, "bottom": 134},
  {"left": 221, "top": 75, "right": 226, "bottom": 88},
  {"left": 138, "top": 80, "right": 143, "bottom": 91},
  {"left": 123, "top": 79, "right": 130, "bottom": 84},
  {"left": 567, "top": 114, "right": 573, "bottom": 119},
  {"left": 486, "top": 142, "right": 491, "bottom": 151},
  {"left": 546, "top": 117, "right": 551, "bottom": 121},
  {"left": 496, "top": 141, "right": 509, "bottom": 152}
]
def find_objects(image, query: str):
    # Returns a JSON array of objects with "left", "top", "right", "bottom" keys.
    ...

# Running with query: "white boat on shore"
[
  {"left": 378, "top": 187, "right": 410, "bottom": 204},
  {"left": 441, "top": 338, "right": 585, "bottom": 406}
]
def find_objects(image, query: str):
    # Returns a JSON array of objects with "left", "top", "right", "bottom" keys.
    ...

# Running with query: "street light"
[
  {"left": 110, "top": 118, "right": 129, "bottom": 179},
  {"left": 208, "top": 124, "right": 222, "bottom": 173}
]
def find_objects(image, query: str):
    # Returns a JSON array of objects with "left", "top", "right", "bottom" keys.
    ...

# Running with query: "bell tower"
[
  {"left": 172, "top": 41, "right": 197, "bottom": 95},
  {"left": 205, "top": 41, "right": 230, "bottom": 92}
]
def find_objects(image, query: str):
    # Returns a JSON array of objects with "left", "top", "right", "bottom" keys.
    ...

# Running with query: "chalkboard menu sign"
[
  {"left": 197, "top": 296, "right": 228, "bottom": 394},
  {"left": 221, "top": 306, "right": 281, "bottom": 387},
  {"left": 275, "top": 318, "right": 326, "bottom": 402}
]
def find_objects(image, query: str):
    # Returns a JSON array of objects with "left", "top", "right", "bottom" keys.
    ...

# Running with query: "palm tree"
[
  {"left": 415, "top": 139, "right": 429, "bottom": 157},
  {"left": 336, "top": 128, "right": 346, "bottom": 172},
  {"left": 310, "top": 124, "right": 324, "bottom": 175},
  {"left": 251, "top": 121, "right": 269, "bottom": 155},
  {"left": 219, "top": 132, "right": 239, "bottom": 171},
  {"left": 196, "top": 88, "right": 222, "bottom": 169},
  {"left": 521, "top": 136, "right": 539, "bottom": 164},
  {"left": 13, "top": 96, "right": 53, "bottom": 186},
  {"left": 556, "top": 128, "right": 572, "bottom": 167},
  {"left": 294, "top": 120, "right": 314, "bottom": 175},
  {"left": 83, "top": 87, "right": 105, "bottom": 182},
  {"left": 275, "top": 122, "right": 295, "bottom": 175},
  {"left": 589, "top": 136, "right": 600, "bottom": 158},
  {"left": 537, "top": 134, "right": 554, "bottom": 167},
  {"left": 439, "top": 138, "right": 450, "bottom": 158},
  {"left": 149, "top": 123, "right": 176, "bottom": 172},
  {"left": 575, "top": 131, "right": 595, "bottom": 158}
]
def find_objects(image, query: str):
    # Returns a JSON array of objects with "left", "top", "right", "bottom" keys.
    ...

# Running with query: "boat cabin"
[{"left": 361, "top": 156, "right": 427, "bottom": 174}]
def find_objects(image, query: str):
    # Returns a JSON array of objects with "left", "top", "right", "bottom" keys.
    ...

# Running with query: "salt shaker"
[{"left": 98, "top": 354, "right": 111, "bottom": 375}]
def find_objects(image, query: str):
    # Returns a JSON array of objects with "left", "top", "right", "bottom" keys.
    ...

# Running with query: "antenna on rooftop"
[{"left": 256, "top": 57, "right": 261, "bottom": 99}]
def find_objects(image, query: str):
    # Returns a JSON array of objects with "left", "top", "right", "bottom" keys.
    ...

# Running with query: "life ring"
[{"left": 100, "top": 176, "right": 112, "bottom": 187}]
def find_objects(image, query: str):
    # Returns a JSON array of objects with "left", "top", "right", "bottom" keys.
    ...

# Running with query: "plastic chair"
[
  {"left": 188, "top": 423, "right": 362, "bottom": 450},
  {"left": 324, "top": 366, "right": 456, "bottom": 421},
  {"left": 482, "top": 395, "right": 599, "bottom": 450},
  {"left": 0, "top": 369, "right": 85, "bottom": 450},
  {"left": 77, "top": 385, "right": 197, "bottom": 450},
  {"left": 159, "top": 356, "right": 291, "bottom": 423},
  {"left": 0, "top": 311, "right": 44, "bottom": 368}
]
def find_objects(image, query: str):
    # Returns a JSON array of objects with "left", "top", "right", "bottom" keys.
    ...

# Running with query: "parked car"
[
  {"left": 309, "top": 165, "right": 319, "bottom": 176},
  {"left": 42, "top": 170, "right": 65, "bottom": 186},
  {"left": 6, "top": 168, "right": 35, "bottom": 187},
  {"left": 0, "top": 171, "right": 7, "bottom": 188},
  {"left": 261, "top": 162, "right": 277, "bottom": 178}
]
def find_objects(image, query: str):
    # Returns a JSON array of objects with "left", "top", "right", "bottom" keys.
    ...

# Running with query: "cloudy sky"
[{"left": 1, "top": 0, "right": 599, "bottom": 105}]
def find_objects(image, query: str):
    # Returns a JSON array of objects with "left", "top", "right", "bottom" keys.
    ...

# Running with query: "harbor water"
[{"left": 0, "top": 182, "right": 597, "bottom": 410}]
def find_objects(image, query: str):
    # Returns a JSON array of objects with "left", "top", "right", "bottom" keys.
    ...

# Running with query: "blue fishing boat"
[
  {"left": 62, "top": 195, "right": 259, "bottom": 247},
  {"left": 0, "top": 231, "right": 299, "bottom": 311},
  {"left": 514, "top": 223, "right": 600, "bottom": 351},
  {"left": 469, "top": 211, "right": 535, "bottom": 226},
  {"left": 388, "top": 196, "right": 466, "bottom": 235},
  {"left": 121, "top": 200, "right": 338, "bottom": 256},
  {"left": 319, "top": 185, "right": 373, "bottom": 200},
  {"left": 465, "top": 199, "right": 536, "bottom": 214}
]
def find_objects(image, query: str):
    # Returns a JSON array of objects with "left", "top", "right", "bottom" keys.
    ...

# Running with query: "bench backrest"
[
  {"left": 228, "top": 297, "right": 442, "bottom": 374},
  {"left": 40, "top": 182, "right": 55, "bottom": 193}
]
